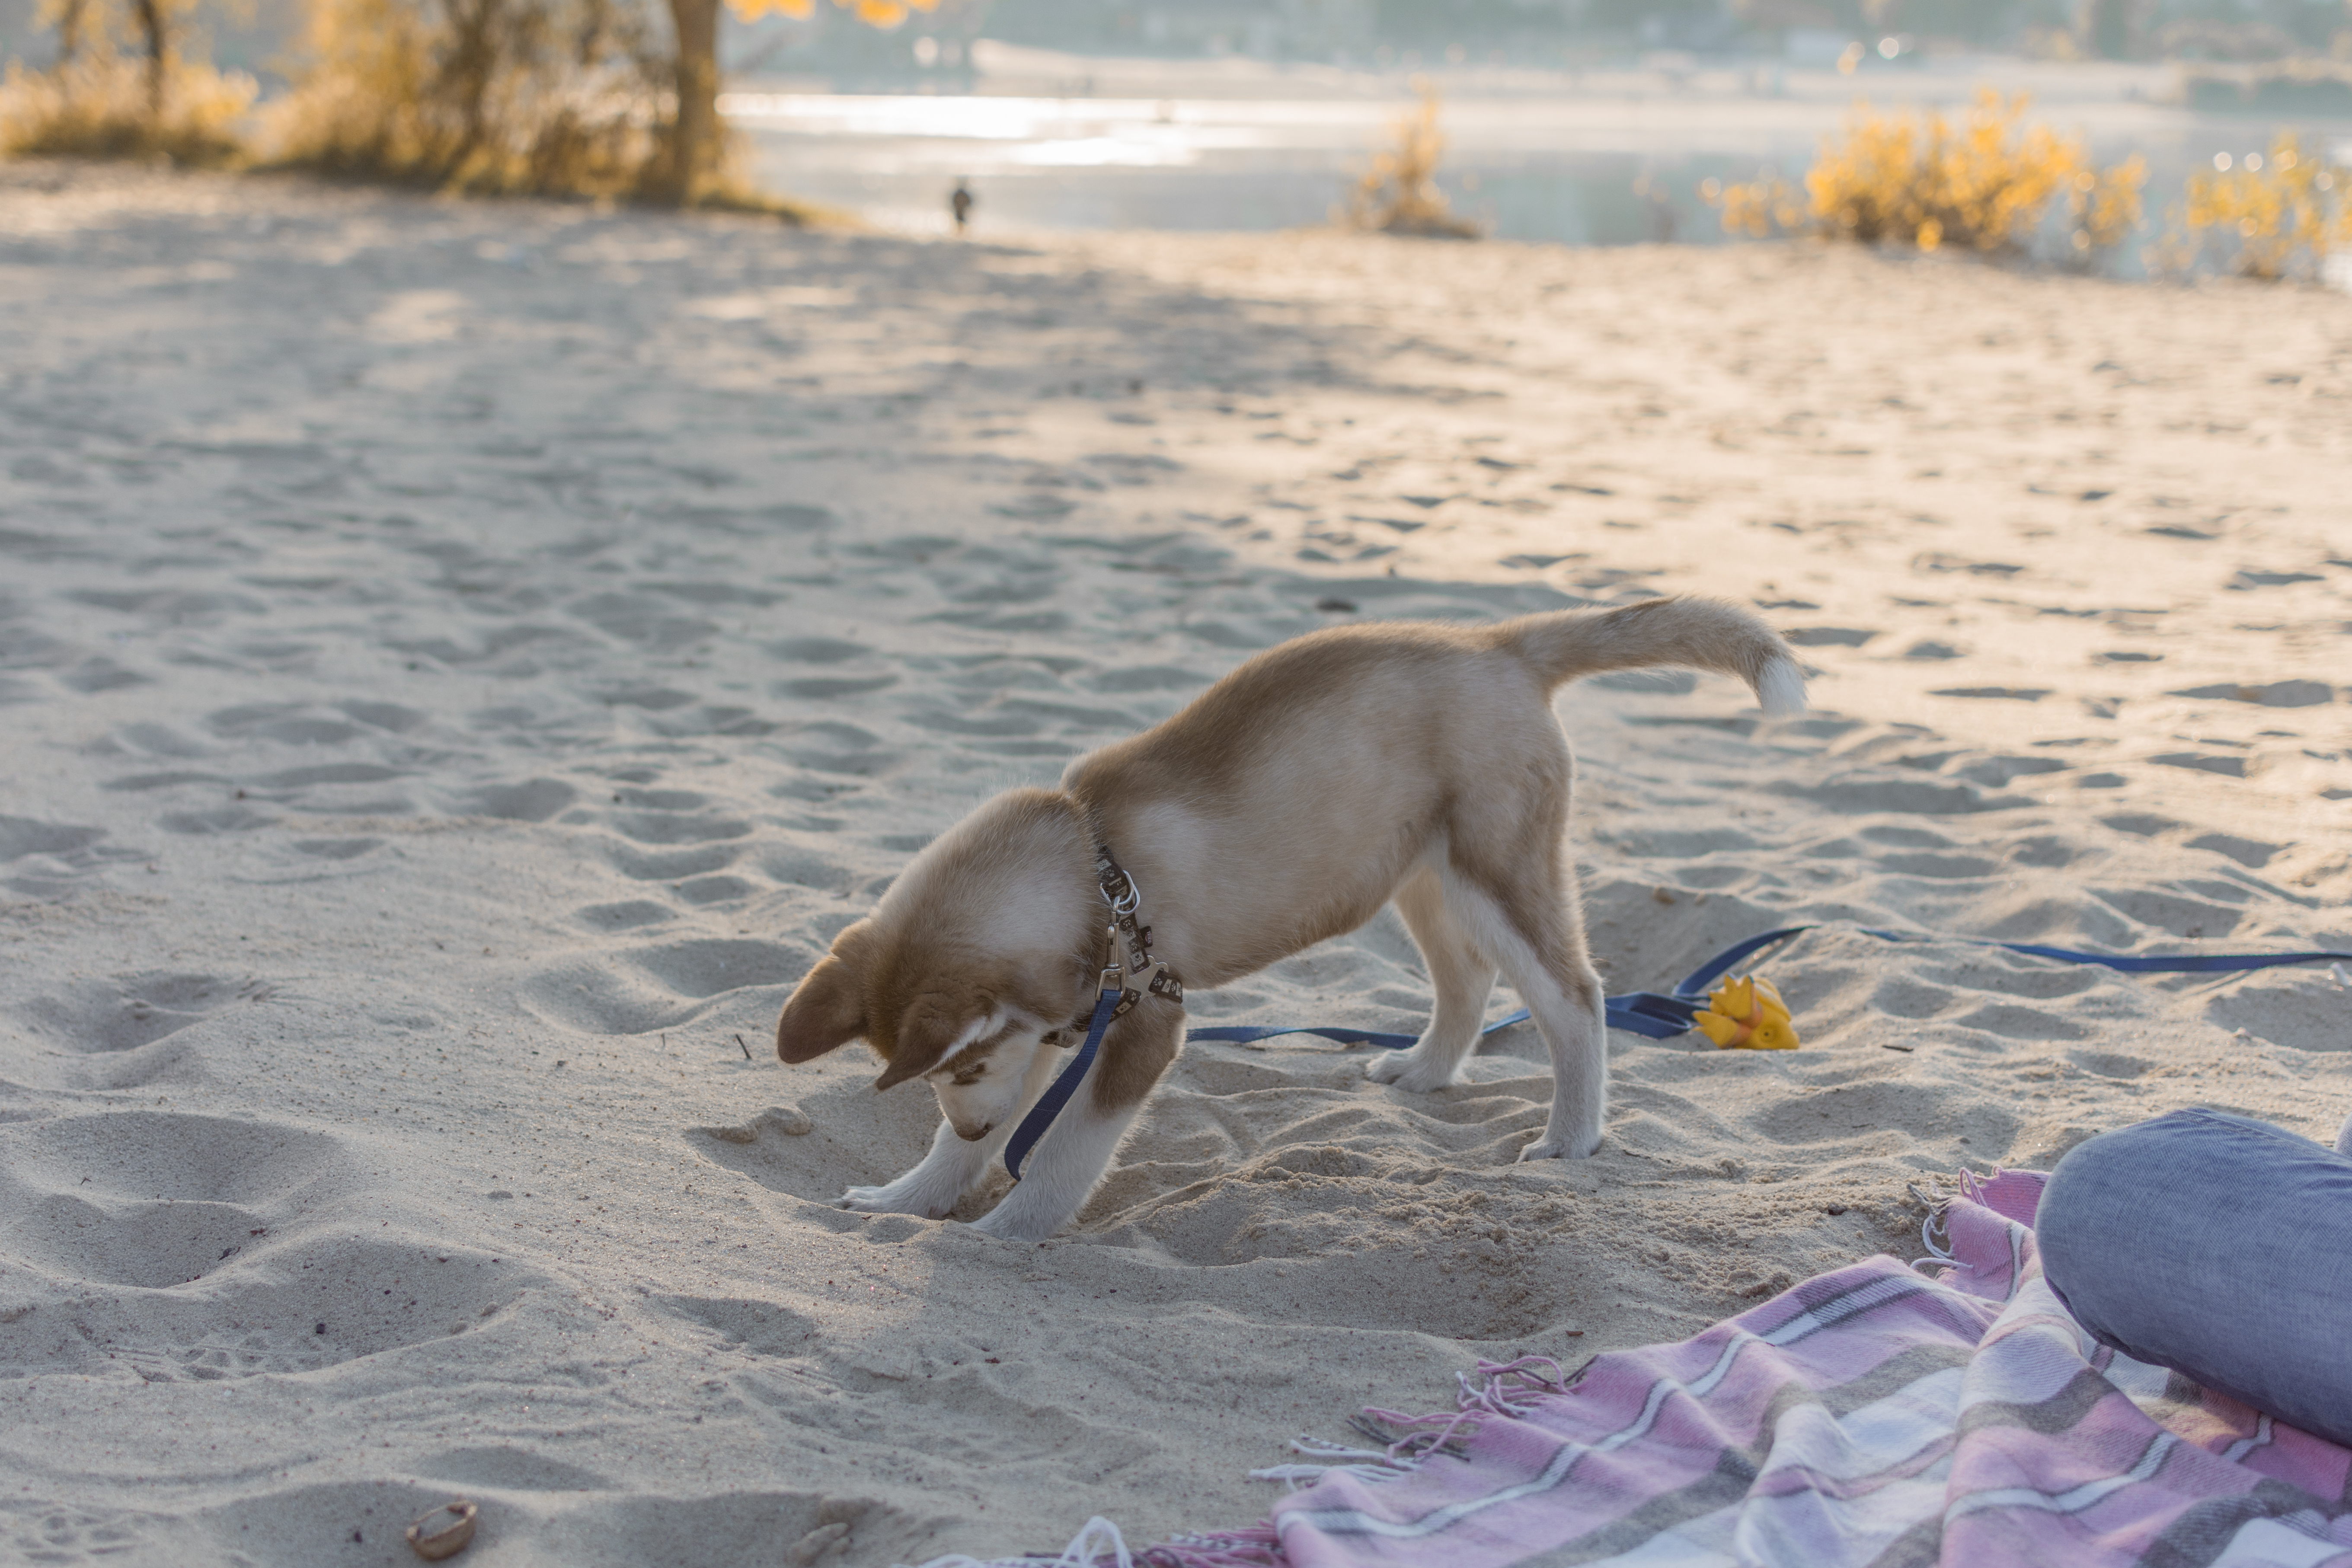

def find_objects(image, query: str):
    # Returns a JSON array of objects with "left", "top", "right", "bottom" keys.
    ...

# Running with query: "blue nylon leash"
[
  {"left": 1186, "top": 924, "right": 2352, "bottom": 1050},
  {"left": 1002, "top": 975, "right": 1123, "bottom": 1182},
  {"left": 1008, "top": 922, "right": 2352, "bottom": 1179}
]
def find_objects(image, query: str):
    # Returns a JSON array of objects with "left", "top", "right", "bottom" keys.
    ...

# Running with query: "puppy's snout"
[{"left": 954, "top": 1121, "right": 994, "bottom": 1142}]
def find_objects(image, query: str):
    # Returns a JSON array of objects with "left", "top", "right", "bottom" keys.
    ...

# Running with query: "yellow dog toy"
[{"left": 1693, "top": 974, "right": 1799, "bottom": 1051}]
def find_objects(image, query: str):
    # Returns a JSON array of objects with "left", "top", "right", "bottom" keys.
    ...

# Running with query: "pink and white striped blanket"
[{"left": 948, "top": 1172, "right": 2352, "bottom": 1568}]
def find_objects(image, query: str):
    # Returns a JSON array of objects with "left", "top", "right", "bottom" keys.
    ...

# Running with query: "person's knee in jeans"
[{"left": 2037, "top": 1106, "right": 2352, "bottom": 1447}]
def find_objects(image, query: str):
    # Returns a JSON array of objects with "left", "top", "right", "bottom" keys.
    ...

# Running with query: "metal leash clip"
[{"left": 1100, "top": 864, "right": 1141, "bottom": 919}]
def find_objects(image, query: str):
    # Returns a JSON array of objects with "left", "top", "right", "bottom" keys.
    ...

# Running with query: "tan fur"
[
  {"left": 774, "top": 597, "right": 1803, "bottom": 1240},
  {"left": 774, "top": 788, "right": 1099, "bottom": 1089}
]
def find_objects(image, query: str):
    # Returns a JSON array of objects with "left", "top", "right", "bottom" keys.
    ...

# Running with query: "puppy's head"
[{"left": 774, "top": 788, "right": 1099, "bottom": 1137}]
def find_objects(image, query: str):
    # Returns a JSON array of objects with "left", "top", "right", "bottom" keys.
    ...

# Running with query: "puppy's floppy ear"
[
  {"left": 873, "top": 1003, "right": 969, "bottom": 1092},
  {"left": 776, "top": 954, "right": 865, "bottom": 1064}
]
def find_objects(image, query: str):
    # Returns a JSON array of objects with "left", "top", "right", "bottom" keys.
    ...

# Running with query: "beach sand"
[{"left": 2, "top": 160, "right": 2349, "bottom": 1567}]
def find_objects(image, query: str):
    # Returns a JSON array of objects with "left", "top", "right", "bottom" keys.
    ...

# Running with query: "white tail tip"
[{"left": 1756, "top": 655, "right": 1807, "bottom": 716}]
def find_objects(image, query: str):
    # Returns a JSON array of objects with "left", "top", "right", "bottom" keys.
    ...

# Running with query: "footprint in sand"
[
  {"left": 779, "top": 722, "right": 899, "bottom": 777},
  {"left": 521, "top": 935, "right": 806, "bottom": 1036},
  {"left": 1950, "top": 756, "right": 2068, "bottom": 788},
  {"left": 18, "top": 971, "right": 269, "bottom": 1054},
  {"left": 2089, "top": 884, "right": 2246, "bottom": 939},
  {"left": 1929, "top": 686, "right": 2052, "bottom": 703},
  {"left": 569, "top": 590, "right": 717, "bottom": 651},
  {"left": 60, "top": 656, "right": 152, "bottom": 693},
  {"left": 607, "top": 808, "right": 752, "bottom": 847},
  {"left": 0, "top": 814, "right": 108, "bottom": 873},
  {"left": 765, "top": 636, "right": 872, "bottom": 665},
  {"left": 158, "top": 804, "right": 274, "bottom": 835},
  {"left": 760, "top": 846, "right": 852, "bottom": 890},
  {"left": 446, "top": 778, "right": 578, "bottom": 821},
  {"left": 631, "top": 939, "right": 803, "bottom": 1001},
  {"left": 2228, "top": 569, "right": 2325, "bottom": 590},
  {"left": 2149, "top": 752, "right": 2247, "bottom": 778},
  {"left": 246, "top": 761, "right": 406, "bottom": 792},
  {"left": 0, "top": 1509, "right": 164, "bottom": 1562},
  {"left": 203, "top": 702, "right": 366, "bottom": 747},
  {"left": 1754, "top": 1079, "right": 2013, "bottom": 1150},
  {"left": 0, "top": 1111, "right": 335, "bottom": 1290},
  {"left": 2169, "top": 679, "right": 2332, "bottom": 708},
  {"left": 776, "top": 674, "right": 900, "bottom": 700},
  {"left": 575, "top": 899, "right": 675, "bottom": 932},
  {"left": 674, "top": 874, "right": 759, "bottom": 907},
  {"left": 604, "top": 841, "right": 740, "bottom": 881},
  {"left": 2183, "top": 832, "right": 2281, "bottom": 869},
  {"left": 291, "top": 837, "right": 383, "bottom": 861}
]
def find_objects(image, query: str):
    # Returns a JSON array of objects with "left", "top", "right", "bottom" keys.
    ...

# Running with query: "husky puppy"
[{"left": 774, "top": 597, "right": 1803, "bottom": 1240}]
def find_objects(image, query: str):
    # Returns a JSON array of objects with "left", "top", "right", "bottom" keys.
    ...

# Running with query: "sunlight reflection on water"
[{"left": 729, "top": 87, "right": 2352, "bottom": 268}]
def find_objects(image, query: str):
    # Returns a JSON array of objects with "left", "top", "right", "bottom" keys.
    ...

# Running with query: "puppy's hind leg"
[
  {"left": 1367, "top": 866, "right": 1497, "bottom": 1094},
  {"left": 1440, "top": 862, "right": 1608, "bottom": 1162}
]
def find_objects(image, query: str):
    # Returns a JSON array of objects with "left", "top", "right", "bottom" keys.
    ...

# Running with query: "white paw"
[
  {"left": 1365, "top": 1051, "right": 1460, "bottom": 1093},
  {"left": 838, "top": 1184, "right": 954, "bottom": 1220},
  {"left": 1518, "top": 1130, "right": 1601, "bottom": 1162},
  {"left": 968, "top": 1207, "right": 1051, "bottom": 1243}
]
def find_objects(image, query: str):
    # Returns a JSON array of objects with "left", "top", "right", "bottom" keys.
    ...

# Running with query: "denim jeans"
[{"left": 2037, "top": 1107, "right": 2352, "bottom": 1448}]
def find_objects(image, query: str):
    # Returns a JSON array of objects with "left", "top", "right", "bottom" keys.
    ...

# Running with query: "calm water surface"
[{"left": 729, "top": 62, "right": 2352, "bottom": 269}]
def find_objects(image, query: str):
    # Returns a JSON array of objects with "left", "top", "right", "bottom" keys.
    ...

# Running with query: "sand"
[{"left": 1, "top": 158, "right": 2349, "bottom": 1568}]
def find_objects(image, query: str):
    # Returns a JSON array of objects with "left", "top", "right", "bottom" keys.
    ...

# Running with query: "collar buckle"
[{"left": 1093, "top": 843, "right": 1184, "bottom": 1012}]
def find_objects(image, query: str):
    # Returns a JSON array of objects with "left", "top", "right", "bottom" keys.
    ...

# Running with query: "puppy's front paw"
[
  {"left": 1365, "top": 1051, "right": 1460, "bottom": 1093},
  {"left": 1518, "top": 1131, "right": 1601, "bottom": 1162},
  {"left": 838, "top": 1184, "right": 953, "bottom": 1220},
  {"left": 968, "top": 1207, "right": 1051, "bottom": 1243}
]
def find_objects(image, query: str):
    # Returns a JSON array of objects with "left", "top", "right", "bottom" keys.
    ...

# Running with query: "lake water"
[{"left": 727, "top": 49, "right": 2352, "bottom": 272}]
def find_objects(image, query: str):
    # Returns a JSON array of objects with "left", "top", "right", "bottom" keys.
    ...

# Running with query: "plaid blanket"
[{"left": 936, "top": 1172, "right": 2352, "bottom": 1568}]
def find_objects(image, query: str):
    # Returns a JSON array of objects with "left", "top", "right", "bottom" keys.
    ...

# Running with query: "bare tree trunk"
[
  {"left": 441, "top": 0, "right": 501, "bottom": 175},
  {"left": 54, "top": 0, "right": 90, "bottom": 65},
  {"left": 132, "top": 0, "right": 169, "bottom": 119},
  {"left": 660, "top": 0, "right": 719, "bottom": 204}
]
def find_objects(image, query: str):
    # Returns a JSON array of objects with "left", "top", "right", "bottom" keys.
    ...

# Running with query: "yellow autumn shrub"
[
  {"left": 2182, "top": 132, "right": 2348, "bottom": 279},
  {"left": 1704, "top": 89, "right": 2144, "bottom": 263},
  {"left": 1346, "top": 86, "right": 1480, "bottom": 240},
  {"left": 0, "top": 10, "right": 255, "bottom": 166},
  {"left": 260, "top": 0, "right": 677, "bottom": 199},
  {"left": 264, "top": 0, "right": 912, "bottom": 207}
]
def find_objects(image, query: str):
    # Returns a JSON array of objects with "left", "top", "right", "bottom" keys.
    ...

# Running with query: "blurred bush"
[
  {"left": 6, "top": 0, "right": 922, "bottom": 210},
  {"left": 1703, "top": 89, "right": 2145, "bottom": 268},
  {"left": 1345, "top": 86, "right": 1479, "bottom": 240},
  {"left": 2177, "top": 132, "right": 2348, "bottom": 280},
  {"left": 261, "top": 0, "right": 679, "bottom": 201},
  {"left": 0, "top": 0, "right": 256, "bottom": 165}
]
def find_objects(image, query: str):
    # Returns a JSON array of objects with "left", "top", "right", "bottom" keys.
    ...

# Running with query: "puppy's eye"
[{"left": 953, "top": 1064, "right": 986, "bottom": 1085}]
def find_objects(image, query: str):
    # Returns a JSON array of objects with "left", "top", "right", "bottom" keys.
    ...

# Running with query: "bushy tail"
[{"left": 1497, "top": 596, "right": 1806, "bottom": 714}]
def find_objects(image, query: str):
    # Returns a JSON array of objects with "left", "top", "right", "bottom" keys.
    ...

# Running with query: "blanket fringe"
[
  {"left": 1251, "top": 1352, "right": 1582, "bottom": 1495},
  {"left": 1461, "top": 1354, "right": 1572, "bottom": 1415},
  {"left": 906, "top": 1514, "right": 1136, "bottom": 1568},
  {"left": 1908, "top": 1167, "right": 2007, "bottom": 1275},
  {"left": 1141, "top": 1525, "right": 1287, "bottom": 1568},
  {"left": 1906, "top": 1178, "right": 1956, "bottom": 1275}
]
